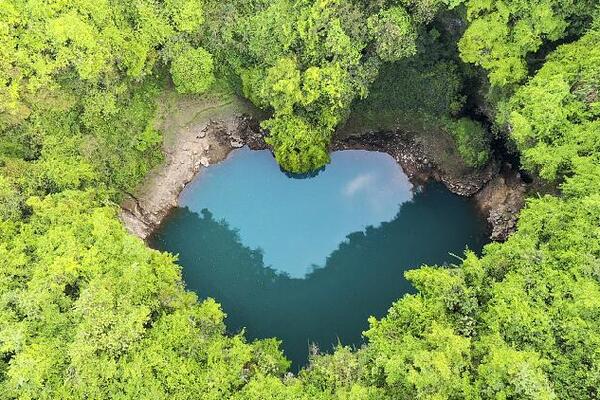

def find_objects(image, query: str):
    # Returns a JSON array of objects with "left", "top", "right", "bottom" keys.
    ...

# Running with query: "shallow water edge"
[{"left": 120, "top": 112, "right": 525, "bottom": 241}]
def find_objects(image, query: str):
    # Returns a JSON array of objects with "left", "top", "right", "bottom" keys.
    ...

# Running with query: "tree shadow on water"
[{"left": 149, "top": 183, "right": 488, "bottom": 370}]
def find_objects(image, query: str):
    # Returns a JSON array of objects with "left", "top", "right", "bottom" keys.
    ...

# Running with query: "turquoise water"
[{"left": 150, "top": 148, "right": 489, "bottom": 368}]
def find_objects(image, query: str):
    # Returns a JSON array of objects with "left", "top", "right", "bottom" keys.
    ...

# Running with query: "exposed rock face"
[
  {"left": 331, "top": 132, "right": 498, "bottom": 196},
  {"left": 121, "top": 119, "right": 525, "bottom": 242},
  {"left": 120, "top": 115, "right": 264, "bottom": 239},
  {"left": 474, "top": 164, "right": 527, "bottom": 241}
]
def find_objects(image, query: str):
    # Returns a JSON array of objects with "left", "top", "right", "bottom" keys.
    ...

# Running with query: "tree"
[
  {"left": 446, "top": 118, "right": 491, "bottom": 169},
  {"left": 503, "top": 27, "right": 600, "bottom": 181},
  {"left": 202, "top": 0, "right": 448, "bottom": 172},
  {"left": 0, "top": 190, "right": 290, "bottom": 398},
  {"left": 170, "top": 46, "right": 216, "bottom": 94},
  {"left": 2, "top": 1, "right": 600, "bottom": 398},
  {"left": 0, "top": 0, "right": 216, "bottom": 197},
  {"left": 459, "top": 0, "right": 596, "bottom": 86},
  {"left": 0, "top": 175, "right": 22, "bottom": 221},
  {"left": 367, "top": 7, "right": 418, "bottom": 62}
]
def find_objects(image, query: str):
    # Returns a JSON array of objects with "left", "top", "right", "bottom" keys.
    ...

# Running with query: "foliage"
[
  {"left": 347, "top": 31, "right": 466, "bottom": 131},
  {"left": 0, "top": 175, "right": 22, "bottom": 221},
  {"left": 344, "top": 20, "right": 489, "bottom": 171},
  {"left": 446, "top": 118, "right": 490, "bottom": 168},
  {"left": 263, "top": 114, "right": 331, "bottom": 173},
  {"left": 0, "top": 190, "right": 290, "bottom": 398},
  {"left": 0, "top": 0, "right": 209, "bottom": 129},
  {"left": 202, "top": 0, "right": 448, "bottom": 172},
  {"left": 0, "top": 0, "right": 599, "bottom": 398},
  {"left": 0, "top": 0, "right": 217, "bottom": 197},
  {"left": 293, "top": 14, "right": 600, "bottom": 400},
  {"left": 503, "top": 28, "right": 600, "bottom": 181},
  {"left": 293, "top": 146, "right": 598, "bottom": 399},
  {"left": 367, "top": 7, "right": 418, "bottom": 62},
  {"left": 458, "top": 0, "right": 596, "bottom": 86},
  {"left": 170, "top": 46, "right": 216, "bottom": 94},
  {"left": 0, "top": 81, "right": 164, "bottom": 199},
  {"left": 322, "top": 19, "right": 600, "bottom": 400}
]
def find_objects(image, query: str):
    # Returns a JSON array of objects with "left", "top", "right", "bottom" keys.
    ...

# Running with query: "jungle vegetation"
[{"left": 0, "top": 0, "right": 599, "bottom": 398}]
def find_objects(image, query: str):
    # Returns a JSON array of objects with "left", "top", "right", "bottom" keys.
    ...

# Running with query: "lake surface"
[{"left": 150, "top": 147, "right": 489, "bottom": 369}]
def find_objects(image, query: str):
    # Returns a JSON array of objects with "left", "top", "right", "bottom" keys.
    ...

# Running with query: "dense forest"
[{"left": 0, "top": 0, "right": 599, "bottom": 398}]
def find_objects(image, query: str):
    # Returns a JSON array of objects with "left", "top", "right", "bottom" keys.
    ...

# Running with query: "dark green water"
[{"left": 150, "top": 148, "right": 489, "bottom": 368}]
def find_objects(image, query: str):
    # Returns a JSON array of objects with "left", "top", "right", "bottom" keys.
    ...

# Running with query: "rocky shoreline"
[
  {"left": 331, "top": 132, "right": 526, "bottom": 241},
  {"left": 331, "top": 132, "right": 497, "bottom": 196},
  {"left": 120, "top": 114, "right": 526, "bottom": 241},
  {"left": 120, "top": 115, "right": 264, "bottom": 239}
]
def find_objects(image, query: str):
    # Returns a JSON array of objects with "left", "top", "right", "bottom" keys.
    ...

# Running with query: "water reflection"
[
  {"left": 179, "top": 148, "right": 413, "bottom": 278},
  {"left": 150, "top": 183, "right": 488, "bottom": 369}
]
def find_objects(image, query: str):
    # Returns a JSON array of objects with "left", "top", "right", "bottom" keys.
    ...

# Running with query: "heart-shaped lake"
[{"left": 150, "top": 147, "right": 489, "bottom": 369}]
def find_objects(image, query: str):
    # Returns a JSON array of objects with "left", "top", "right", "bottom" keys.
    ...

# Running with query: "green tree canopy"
[
  {"left": 170, "top": 46, "right": 216, "bottom": 94},
  {"left": 202, "top": 0, "right": 450, "bottom": 172},
  {"left": 0, "top": 0, "right": 210, "bottom": 129},
  {"left": 1, "top": 1, "right": 600, "bottom": 398},
  {"left": 0, "top": 190, "right": 289, "bottom": 398},
  {"left": 0, "top": 0, "right": 219, "bottom": 197},
  {"left": 459, "top": 0, "right": 596, "bottom": 86},
  {"left": 504, "top": 27, "right": 600, "bottom": 181}
]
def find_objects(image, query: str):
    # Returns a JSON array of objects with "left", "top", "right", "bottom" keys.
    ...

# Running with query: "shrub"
[
  {"left": 170, "top": 47, "right": 216, "bottom": 94},
  {"left": 446, "top": 118, "right": 491, "bottom": 168}
]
